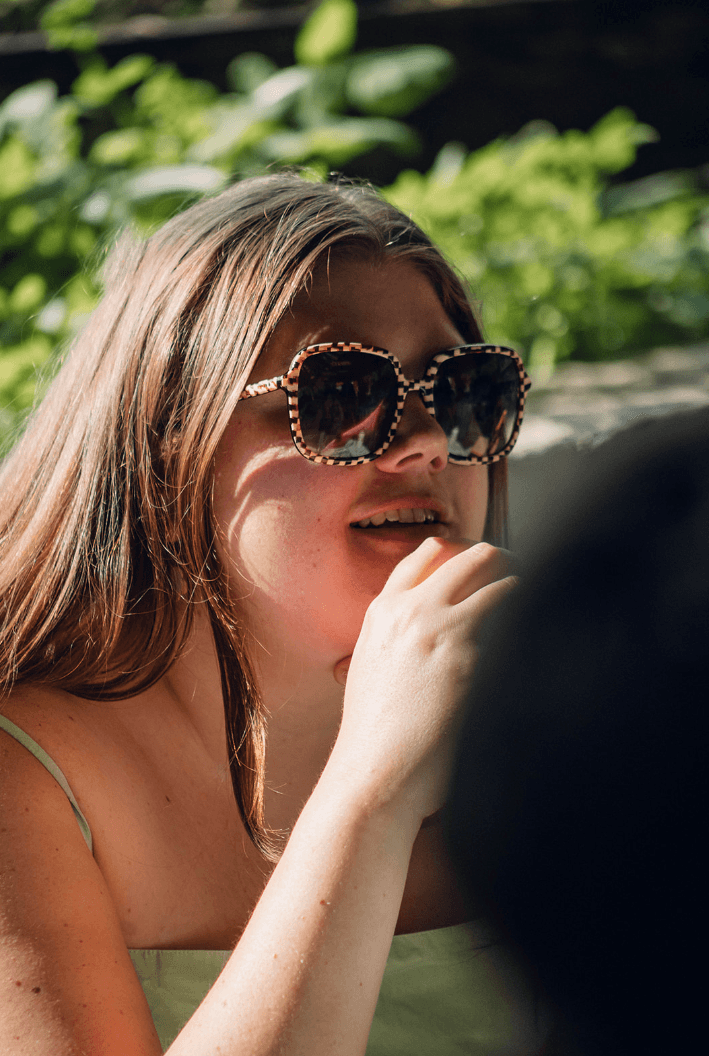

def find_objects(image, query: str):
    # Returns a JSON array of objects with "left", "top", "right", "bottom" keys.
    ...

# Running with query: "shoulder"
[
  {"left": 0, "top": 683, "right": 136, "bottom": 864},
  {"left": 0, "top": 683, "right": 131, "bottom": 783},
  {"left": 0, "top": 685, "right": 94, "bottom": 845},
  {"left": 1, "top": 683, "right": 88, "bottom": 746},
  {"left": 1, "top": 685, "right": 98, "bottom": 855},
  {"left": 1, "top": 684, "right": 75, "bottom": 770},
  {"left": 0, "top": 687, "right": 162, "bottom": 1055}
]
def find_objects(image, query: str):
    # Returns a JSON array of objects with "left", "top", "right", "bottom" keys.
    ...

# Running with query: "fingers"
[
  {"left": 379, "top": 536, "right": 446, "bottom": 592},
  {"left": 381, "top": 537, "right": 474, "bottom": 594},
  {"left": 421, "top": 542, "right": 513, "bottom": 606},
  {"left": 380, "top": 537, "right": 517, "bottom": 621},
  {"left": 409, "top": 538, "right": 478, "bottom": 588},
  {"left": 455, "top": 573, "right": 518, "bottom": 635}
]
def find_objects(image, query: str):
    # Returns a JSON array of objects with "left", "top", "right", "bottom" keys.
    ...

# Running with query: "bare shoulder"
[
  {"left": 1, "top": 684, "right": 99, "bottom": 771},
  {"left": 0, "top": 683, "right": 101, "bottom": 823},
  {"left": 0, "top": 684, "right": 97, "bottom": 825},
  {"left": 0, "top": 682, "right": 108, "bottom": 749},
  {"left": 0, "top": 683, "right": 141, "bottom": 835},
  {"left": 0, "top": 684, "right": 111, "bottom": 845},
  {"left": 0, "top": 686, "right": 161, "bottom": 1055}
]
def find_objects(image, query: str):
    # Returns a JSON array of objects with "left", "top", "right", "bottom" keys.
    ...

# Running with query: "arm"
[
  {"left": 1, "top": 540, "right": 512, "bottom": 1056},
  {"left": 0, "top": 729, "right": 162, "bottom": 1056}
]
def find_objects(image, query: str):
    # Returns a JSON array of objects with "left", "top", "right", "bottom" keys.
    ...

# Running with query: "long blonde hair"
[{"left": 0, "top": 174, "right": 506, "bottom": 856}]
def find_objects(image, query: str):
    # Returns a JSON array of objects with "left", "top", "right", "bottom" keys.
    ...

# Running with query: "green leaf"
[
  {"left": 90, "top": 128, "right": 146, "bottom": 166},
  {"left": 10, "top": 274, "right": 47, "bottom": 313},
  {"left": 41, "top": 0, "right": 98, "bottom": 52},
  {"left": 0, "top": 137, "right": 36, "bottom": 199},
  {"left": 40, "top": 0, "right": 95, "bottom": 30},
  {"left": 260, "top": 117, "right": 418, "bottom": 167},
  {"left": 589, "top": 107, "right": 657, "bottom": 174},
  {"left": 601, "top": 171, "right": 695, "bottom": 216},
  {"left": 252, "top": 67, "right": 314, "bottom": 114},
  {"left": 347, "top": 47, "right": 455, "bottom": 118},
  {"left": 0, "top": 336, "right": 51, "bottom": 389},
  {"left": 44, "top": 24, "right": 97, "bottom": 51},
  {"left": 188, "top": 103, "right": 278, "bottom": 164},
  {"left": 226, "top": 53, "right": 278, "bottom": 95},
  {"left": 124, "top": 164, "right": 226, "bottom": 201},
  {"left": 0, "top": 82, "right": 57, "bottom": 131},
  {"left": 666, "top": 290, "right": 709, "bottom": 326},
  {"left": 73, "top": 55, "right": 155, "bottom": 107},
  {"left": 6, "top": 204, "right": 40, "bottom": 238},
  {"left": 294, "top": 0, "right": 357, "bottom": 67}
]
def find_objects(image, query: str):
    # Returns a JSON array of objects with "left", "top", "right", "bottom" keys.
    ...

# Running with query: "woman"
[{"left": 0, "top": 175, "right": 542, "bottom": 1055}]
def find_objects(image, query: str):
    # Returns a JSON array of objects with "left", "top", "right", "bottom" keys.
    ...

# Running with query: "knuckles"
[{"left": 359, "top": 540, "right": 514, "bottom": 656}]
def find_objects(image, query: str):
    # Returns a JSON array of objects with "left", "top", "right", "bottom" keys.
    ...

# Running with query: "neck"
[
  {"left": 251, "top": 629, "right": 346, "bottom": 833},
  {"left": 163, "top": 607, "right": 346, "bottom": 833}
]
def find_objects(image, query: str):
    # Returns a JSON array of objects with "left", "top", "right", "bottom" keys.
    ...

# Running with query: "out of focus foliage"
[
  {"left": 0, "top": 0, "right": 263, "bottom": 34},
  {"left": 0, "top": 0, "right": 453, "bottom": 445},
  {"left": 386, "top": 111, "right": 709, "bottom": 373},
  {"left": 1, "top": 0, "right": 708, "bottom": 452}
]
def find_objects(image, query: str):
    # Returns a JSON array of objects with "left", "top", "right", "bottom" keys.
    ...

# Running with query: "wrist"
[{"left": 314, "top": 746, "right": 424, "bottom": 852}]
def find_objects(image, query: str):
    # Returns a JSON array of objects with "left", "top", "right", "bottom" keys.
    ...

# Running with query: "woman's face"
[{"left": 213, "top": 255, "right": 488, "bottom": 669}]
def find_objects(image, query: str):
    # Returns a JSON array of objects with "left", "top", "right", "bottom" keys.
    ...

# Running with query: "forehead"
[{"left": 255, "top": 255, "right": 465, "bottom": 380}]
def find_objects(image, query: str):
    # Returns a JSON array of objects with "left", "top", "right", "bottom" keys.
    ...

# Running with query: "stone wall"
[{"left": 508, "top": 343, "right": 709, "bottom": 539}]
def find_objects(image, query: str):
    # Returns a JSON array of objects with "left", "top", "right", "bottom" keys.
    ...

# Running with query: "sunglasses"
[{"left": 239, "top": 342, "right": 531, "bottom": 466}]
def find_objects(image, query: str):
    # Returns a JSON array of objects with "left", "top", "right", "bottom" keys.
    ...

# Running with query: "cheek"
[
  {"left": 213, "top": 431, "right": 370, "bottom": 647},
  {"left": 236, "top": 501, "right": 332, "bottom": 597},
  {"left": 469, "top": 466, "right": 490, "bottom": 539},
  {"left": 447, "top": 464, "right": 489, "bottom": 543},
  {"left": 215, "top": 441, "right": 327, "bottom": 590}
]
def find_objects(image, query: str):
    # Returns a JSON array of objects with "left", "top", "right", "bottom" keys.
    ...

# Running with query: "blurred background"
[{"left": 1, "top": 0, "right": 708, "bottom": 478}]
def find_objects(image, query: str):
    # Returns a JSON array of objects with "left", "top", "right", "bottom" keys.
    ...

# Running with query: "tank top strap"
[{"left": 0, "top": 713, "right": 94, "bottom": 854}]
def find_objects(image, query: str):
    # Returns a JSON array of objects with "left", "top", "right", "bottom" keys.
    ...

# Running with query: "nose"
[{"left": 375, "top": 392, "right": 448, "bottom": 474}]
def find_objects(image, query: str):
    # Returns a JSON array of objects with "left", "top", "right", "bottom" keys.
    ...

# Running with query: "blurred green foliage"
[
  {"left": 1, "top": 0, "right": 709, "bottom": 452},
  {"left": 386, "top": 112, "right": 709, "bottom": 374},
  {"left": 1, "top": 0, "right": 247, "bottom": 34},
  {"left": 0, "top": 0, "right": 453, "bottom": 446},
  {"left": 294, "top": 0, "right": 357, "bottom": 67}
]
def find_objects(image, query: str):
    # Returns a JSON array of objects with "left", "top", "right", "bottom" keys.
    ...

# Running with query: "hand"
[{"left": 327, "top": 538, "right": 516, "bottom": 824}]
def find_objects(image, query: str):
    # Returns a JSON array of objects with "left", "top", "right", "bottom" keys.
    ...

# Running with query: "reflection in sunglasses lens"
[
  {"left": 299, "top": 351, "right": 397, "bottom": 458},
  {"left": 434, "top": 354, "right": 520, "bottom": 459}
]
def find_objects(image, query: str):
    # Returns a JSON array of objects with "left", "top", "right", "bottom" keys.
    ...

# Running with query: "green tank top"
[{"left": 1, "top": 713, "right": 549, "bottom": 1054}]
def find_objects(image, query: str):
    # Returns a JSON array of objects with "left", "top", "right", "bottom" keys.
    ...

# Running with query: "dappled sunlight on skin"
[
  {"left": 216, "top": 438, "right": 295, "bottom": 595},
  {"left": 216, "top": 403, "right": 488, "bottom": 675},
  {"left": 212, "top": 257, "right": 489, "bottom": 742},
  {"left": 215, "top": 419, "right": 379, "bottom": 662}
]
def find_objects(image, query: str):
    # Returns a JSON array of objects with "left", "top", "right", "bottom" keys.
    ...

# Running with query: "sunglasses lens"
[
  {"left": 434, "top": 353, "right": 522, "bottom": 459},
  {"left": 297, "top": 350, "right": 397, "bottom": 460}
]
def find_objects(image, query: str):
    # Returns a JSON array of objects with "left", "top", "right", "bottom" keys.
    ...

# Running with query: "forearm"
[
  {"left": 168, "top": 767, "right": 419, "bottom": 1056},
  {"left": 168, "top": 540, "right": 510, "bottom": 1056}
]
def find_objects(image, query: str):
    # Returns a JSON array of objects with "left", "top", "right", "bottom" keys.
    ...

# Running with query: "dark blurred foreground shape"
[{"left": 448, "top": 405, "right": 708, "bottom": 1055}]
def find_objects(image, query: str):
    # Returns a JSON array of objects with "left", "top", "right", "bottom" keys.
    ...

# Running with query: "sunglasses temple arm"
[{"left": 239, "top": 375, "right": 288, "bottom": 401}]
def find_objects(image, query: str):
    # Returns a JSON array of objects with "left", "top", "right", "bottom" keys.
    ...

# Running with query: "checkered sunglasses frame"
[{"left": 239, "top": 341, "right": 531, "bottom": 466}]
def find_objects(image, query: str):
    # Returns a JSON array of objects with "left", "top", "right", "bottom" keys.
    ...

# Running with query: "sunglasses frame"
[{"left": 239, "top": 341, "right": 532, "bottom": 466}]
